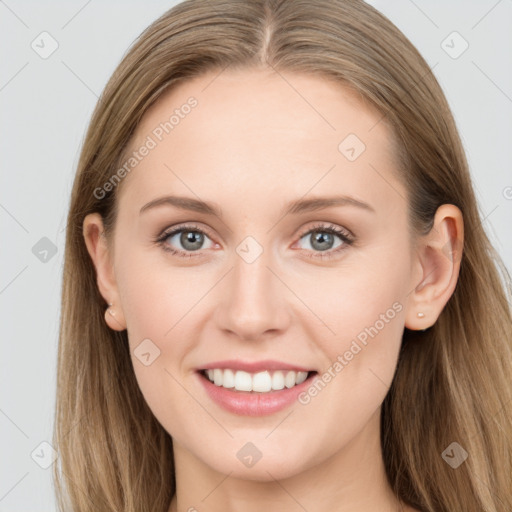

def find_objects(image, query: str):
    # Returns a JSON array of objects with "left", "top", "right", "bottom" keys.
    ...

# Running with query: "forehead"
[{"left": 116, "top": 68, "right": 405, "bottom": 217}]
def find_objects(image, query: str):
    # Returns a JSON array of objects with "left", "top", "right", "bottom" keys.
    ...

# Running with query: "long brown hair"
[{"left": 53, "top": 1, "right": 512, "bottom": 510}]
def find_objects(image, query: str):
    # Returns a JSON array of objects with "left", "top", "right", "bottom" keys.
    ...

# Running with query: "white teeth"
[
  {"left": 222, "top": 368, "right": 235, "bottom": 388},
  {"left": 234, "top": 370, "right": 252, "bottom": 391},
  {"left": 295, "top": 371, "right": 308, "bottom": 385},
  {"left": 271, "top": 371, "right": 285, "bottom": 390},
  {"left": 204, "top": 369, "right": 310, "bottom": 392},
  {"left": 284, "top": 371, "right": 296, "bottom": 388},
  {"left": 213, "top": 369, "right": 223, "bottom": 386},
  {"left": 252, "top": 371, "right": 272, "bottom": 392}
]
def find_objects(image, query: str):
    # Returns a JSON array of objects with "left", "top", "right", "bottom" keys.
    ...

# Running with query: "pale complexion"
[{"left": 84, "top": 68, "right": 463, "bottom": 512}]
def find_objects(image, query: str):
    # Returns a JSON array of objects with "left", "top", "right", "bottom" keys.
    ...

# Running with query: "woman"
[{"left": 53, "top": 0, "right": 512, "bottom": 511}]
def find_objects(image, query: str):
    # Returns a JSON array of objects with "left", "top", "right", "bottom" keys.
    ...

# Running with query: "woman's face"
[{"left": 98, "top": 68, "right": 423, "bottom": 480}]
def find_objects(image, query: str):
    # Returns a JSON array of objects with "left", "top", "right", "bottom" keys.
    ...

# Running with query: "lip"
[
  {"left": 198, "top": 359, "right": 315, "bottom": 373},
  {"left": 196, "top": 369, "right": 318, "bottom": 417}
]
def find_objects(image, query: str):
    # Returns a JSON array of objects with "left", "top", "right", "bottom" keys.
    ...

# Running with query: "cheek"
[
  {"left": 292, "top": 282, "right": 405, "bottom": 454},
  {"left": 114, "top": 244, "right": 208, "bottom": 340},
  {"left": 113, "top": 249, "right": 216, "bottom": 423},
  {"left": 292, "top": 248, "right": 408, "bottom": 411},
  {"left": 290, "top": 253, "right": 407, "bottom": 352}
]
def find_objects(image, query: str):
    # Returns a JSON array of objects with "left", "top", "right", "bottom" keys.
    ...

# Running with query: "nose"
[{"left": 214, "top": 248, "right": 291, "bottom": 341}]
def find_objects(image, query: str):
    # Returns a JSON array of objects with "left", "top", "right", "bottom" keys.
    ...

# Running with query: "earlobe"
[
  {"left": 405, "top": 204, "right": 464, "bottom": 331},
  {"left": 83, "top": 213, "right": 127, "bottom": 331},
  {"left": 104, "top": 301, "right": 127, "bottom": 331}
]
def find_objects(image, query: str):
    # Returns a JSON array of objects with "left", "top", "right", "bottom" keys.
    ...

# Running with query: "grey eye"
[
  {"left": 297, "top": 230, "right": 344, "bottom": 252},
  {"left": 164, "top": 229, "right": 214, "bottom": 252}
]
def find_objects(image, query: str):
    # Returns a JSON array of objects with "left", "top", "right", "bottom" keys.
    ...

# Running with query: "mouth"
[
  {"left": 195, "top": 359, "right": 319, "bottom": 416},
  {"left": 197, "top": 368, "right": 318, "bottom": 393}
]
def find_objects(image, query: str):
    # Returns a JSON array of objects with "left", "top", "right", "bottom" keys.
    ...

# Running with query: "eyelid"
[
  {"left": 155, "top": 222, "right": 217, "bottom": 254},
  {"left": 155, "top": 221, "right": 355, "bottom": 259},
  {"left": 291, "top": 222, "right": 354, "bottom": 260},
  {"left": 295, "top": 222, "right": 354, "bottom": 241},
  {"left": 157, "top": 222, "right": 215, "bottom": 239}
]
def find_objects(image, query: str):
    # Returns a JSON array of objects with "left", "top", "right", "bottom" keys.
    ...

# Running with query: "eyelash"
[{"left": 154, "top": 222, "right": 354, "bottom": 260}]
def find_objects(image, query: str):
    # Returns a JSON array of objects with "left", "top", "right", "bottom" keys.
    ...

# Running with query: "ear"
[
  {"left": 405, "top": 204, "right": 464, "bottom": 331},
  {"left": 83, "top": 213, "right": 127, "bottom": 331}
]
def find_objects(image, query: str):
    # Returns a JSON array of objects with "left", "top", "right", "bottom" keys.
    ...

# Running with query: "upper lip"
[{"left": 198, "top": 359, "right": 315, "bottom": 373}]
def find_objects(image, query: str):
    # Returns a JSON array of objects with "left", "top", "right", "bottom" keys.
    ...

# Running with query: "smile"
[
  {"left": 196, "top": 365, "right": 318, "bottom": 416},
  {"left": 201, "top": 368, "right": 310, "bottom": 392}
]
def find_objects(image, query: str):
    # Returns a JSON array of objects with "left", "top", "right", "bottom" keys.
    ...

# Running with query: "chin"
[{"left": 197, "top": 445, "right": 313, "bottom": 482}]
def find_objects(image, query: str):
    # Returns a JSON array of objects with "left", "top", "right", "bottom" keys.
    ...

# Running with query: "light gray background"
[{"left": 1, "top": 1, "right": 511, "bottom": 510}]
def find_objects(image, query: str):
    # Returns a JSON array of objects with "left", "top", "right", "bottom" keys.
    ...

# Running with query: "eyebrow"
[{"left": 139, "top": 194, "right": 375, "bottom": 217}]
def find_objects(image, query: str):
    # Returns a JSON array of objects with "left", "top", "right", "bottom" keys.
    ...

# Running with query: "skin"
[{"left": 83, "top": 68, "right": 463, "bottom": 512}]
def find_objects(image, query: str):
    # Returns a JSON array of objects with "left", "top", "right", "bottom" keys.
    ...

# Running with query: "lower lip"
[{"left": 197, "top": 371, "right": 317, "bottom": 416}]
